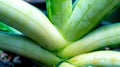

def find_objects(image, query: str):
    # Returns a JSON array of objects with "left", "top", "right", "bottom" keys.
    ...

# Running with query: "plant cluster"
[{"left": 0, "top": 0, "right": 120, "bottom": 67}]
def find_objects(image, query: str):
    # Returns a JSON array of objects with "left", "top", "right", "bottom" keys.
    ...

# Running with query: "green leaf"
[
  {"left": 0, "top": 32, "right": 61, "bottom": 66},
  {"left": 62, "top": 0, "right": 120, "bottom": 41},
  {"left": 59, "top": 23, "right": 120, "bottom": 58},
  {"left": 69, "top": 51, "right": 120, "bottom": 67},
  {"left": 0, "top": 0, "right": 68, "bottom": 51},
  {"left": 46, "top": 0, "right": 72, "bottom": 30}
]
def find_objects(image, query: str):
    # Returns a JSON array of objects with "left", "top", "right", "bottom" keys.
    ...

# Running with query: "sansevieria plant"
[{"left": 0, "top": 0, "right": 120, "bottom": 67}]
